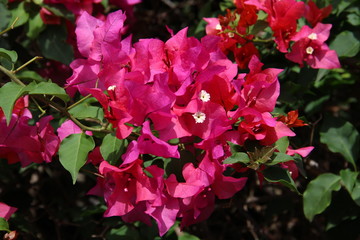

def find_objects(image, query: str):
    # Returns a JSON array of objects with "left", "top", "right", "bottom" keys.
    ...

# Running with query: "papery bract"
[
  {"left": 0, "top": 202, "right": 17, "bottom": 220},
  {"left": 285, "top": 23, "right": 340, "bottom": 69}
]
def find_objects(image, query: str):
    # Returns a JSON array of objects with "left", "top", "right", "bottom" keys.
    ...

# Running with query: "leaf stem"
[
  {"left": 67, "top": 94, "right": 92, "bottom": 110},
  {"left": 0, "top": 65, "right": 111, "bottom": 133},
  {"left": 0, "top": 17, "right": 19, "bottom": 36},
  {"left": 12, "top": 56, "right": 43, "bottom": 73}
]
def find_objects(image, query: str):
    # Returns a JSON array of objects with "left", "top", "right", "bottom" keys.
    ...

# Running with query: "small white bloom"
[
  {"left": 228, "top": 32, "right": 234, "bottom": 38},
  {"left": 215, "top": 24, "right": 222, "bottom": 30},
  {"left": 192, "top": 111, "right": 206, "bottom": 123},
  {"left": 308, "top": 33, "right": 318, "bottom": 40},
  {"left": 306, "top": 46, "right": 314, "bottom": 55},
  {"left": 107, "top": 85, "right": 116, "bottom": 91},
  {"left": 199, "top": 90, "right": 211, "bottom": 102}
]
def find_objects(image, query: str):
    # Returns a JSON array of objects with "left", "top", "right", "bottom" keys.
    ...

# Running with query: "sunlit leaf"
[
  {"left": 59, "top": 133, "right": 95, "bottom": 184},
  {"left": 28, "top": 81, "right": 70, "bottom": 102},
  {"left": 303, "top": 173, "right": 342, "bottom": 221},
  {"left": 0, "top": 82, "right": 26, "bottom": 125},
  {"left": 100, "top": 133, "right": 126, "bottom": 165}
]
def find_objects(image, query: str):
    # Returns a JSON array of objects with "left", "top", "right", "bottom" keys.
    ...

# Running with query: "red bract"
[
  {"left": 305, "top": 0, "right": 332, "bottom": 27},
  {"left": 0, "top": 99, "right": 59, "bottom": 167},
  {"left": 277, "top": 110, "right": 308, "bottom": 128},
  {"left": 39, "top": 7, "right": 61, "bottom": 25},
  {"left": 0, "top": 202, "right": 17, "bottom": 220},
  {"left": 234, "top": 0, "right": 258, "bottom": 28},
  {"left": 66, "top": 10, "right": 133, "bottom": 96},
  {"left": 285, "top": 23, "right": 340, "bottom": 69},
  {"left": 237, "top": 55, "right": 282, "bottom": 113}
]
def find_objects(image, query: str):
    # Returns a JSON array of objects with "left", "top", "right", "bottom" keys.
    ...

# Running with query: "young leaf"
[
  {"left": 223, "top": 152, "right": 250, "bottom": 164},
  {"left": 303, "top": 173, "right": 342, "bottom": 221},
  {"left": 100, "top": 133, "right": 126, "bottom": 165},
  {"left": 227, "top": 141, "right": 243, "bottom": 153},
  {"left": 263, "top": 166, "right": 300, "bottom": 194},
  {"left": 28, "top": 81, "right": 70, "bottom": 102},
  {"left": 68, "top": 104, "right": 104, "bottom": 121},
  {"left": 0, "top": 82, "right": 26, "bottom": 125},
  {"left": 59, "top": 133, "right": 95, "bottom": 184},
  {"left": 267, "top": 152, "right": 294, "bottom": 165},
  {"left": 0, "top": 217, "right": 9, "bottom": 232},
  {"left": 275, "top": 137, "right": 289, "bottom": 153},
  {"left": 320, "top": 116, "right": 359, "bottom": 169}
]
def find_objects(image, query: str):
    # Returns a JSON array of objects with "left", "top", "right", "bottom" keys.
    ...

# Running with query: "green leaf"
[
  {"left": 351, "top": 180, "right": 360, "bottom": 206},
  {"left": 179, "top": 232, "right": 201, "bottom": 240},
  {"left": 320, "top": 116, "right": 359, "bottom": 169},
  {"left": 28, "top": 81, "right": 70, "bottom": 102},
  {"left": 0, "top": 2, "right": 11, "bottom": 31},
  {"left": 0, "top": 82, "right": 26, "bottom": 125},
  {"left": 100, "top": 133, "right": 126, "bottom": 165},
  {"left": 38, "top": 26, "right": 74, "bottom": 65},
  {"left": 0, "top": 48, "right": 18, "bottom": 70},
  {"left": 107, "top": 225, "right": 140, "bottom": 240},
  {"left": 303, "top": 173, "right": 342, "bottom": 221},
  {"left": 293, "top": 154, "right": 307, "bottom": 178},
  {"left": 27, "top": 12, "right": 45, "bottom": 39},
  {"left": 267, "top": 152, "right": 294, "bottom": 166},
  {"left": 275, "top": 137, "right": 289, "bottom": 153},
  {"left": 347, "top": 12, "right": 360, "bottom": 26},
  {"left": 68, "top": 103, "right": 104, "bottom": 121},
  {"left": 0, "top": 217, "right": 9, "bottom": 232},
  {"left": 304, "top": 95, "right": 330, "bottom": 115},
  {"left": 340, "top": 169, "right": 359, "bottom": 193},
  {"left": 17, "top": 70, "right": 45, "bottom": 82},
  {"left": 249, "top": 20, "right": 268, "bottom": 36},
  {"left": 223, "top": 152, "right": 250, "bottom": 164},
  {"left": 10, "top": 1, "right": 29, "bottom": 28},
  {"left": 59, "top": 133, "right": 95, "bottom": 184},
  {"left": 330, "top": 31, "right": 360, "bottom": 57},
  {"left": 228, "top": 141, "right": 243, "bottom": 153},
  {"left": 263, "top": 166, "right": 300, "bottom": 194}
]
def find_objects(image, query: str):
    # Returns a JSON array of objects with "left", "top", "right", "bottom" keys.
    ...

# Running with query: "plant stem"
[
  {"left": 0, "top": 64, "right": 111, "bottom": 133},
  {"left": 0, "top": 17, "right": 19, "bottom": 36},
  {"left": 67, "top": 94, "right": 92, "bottom": 110},
  {"left": 13, "top": 56, "right": 43, "bottom": 73}
]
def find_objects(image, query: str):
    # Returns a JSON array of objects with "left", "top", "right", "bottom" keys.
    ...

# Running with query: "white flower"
[
  {"left": 199, "top": 90, "right": 210, "bottom": 102},
  {"left": 308, "top": 33, "right": 318, "bottom": 40},
  {"left": 192, "top": 111, "right": 206, "bottom": 123},
  {"left": 215, "top": 24, "right": 222, "bottom": 30},
  {"left": 306, "top": 46, "right": 314, "bottom": 55},
  {"left": 107, "top": 85, "right": 116, "bottom": 91}
]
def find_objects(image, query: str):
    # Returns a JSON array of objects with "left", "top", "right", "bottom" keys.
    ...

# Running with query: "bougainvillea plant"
[{"left": 1, "top": 0, "right": 359, "bottom": 238}]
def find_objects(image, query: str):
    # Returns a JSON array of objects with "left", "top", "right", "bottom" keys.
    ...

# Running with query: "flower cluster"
[
  {"left": 204, "top": 0, "right": 339, "bottom": 69},
  {"left": 63, "top": 10, "right": 314, "bottom": 235},
  {"left": 0, "top": 0, "right": 341, "bottom": 237}
]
